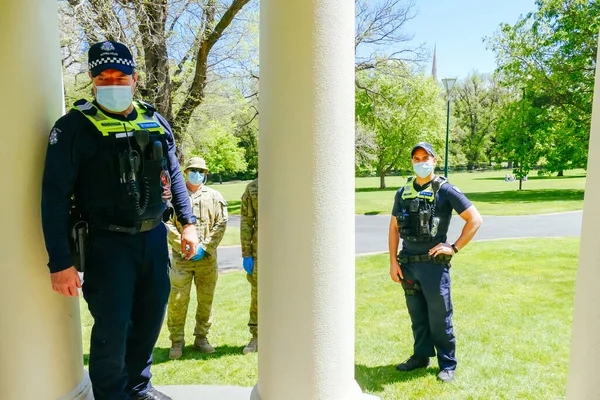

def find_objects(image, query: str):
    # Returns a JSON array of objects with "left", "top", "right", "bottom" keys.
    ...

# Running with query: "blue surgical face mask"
[
  {"left": 413, "top": 161, "right": 434, "bottom": 178},
  {"left": 187, "top": 171, "right": 205, "bottom": 186},
  {"left": 95, "top": 85, "right": 134, "bottom": 112}
]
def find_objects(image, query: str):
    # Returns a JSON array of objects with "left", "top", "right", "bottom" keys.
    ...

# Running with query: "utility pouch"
[{"left": 401, "top": 279, "right": 421, "bottom": 296}]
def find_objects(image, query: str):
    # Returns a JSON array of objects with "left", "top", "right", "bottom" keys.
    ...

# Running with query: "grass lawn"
[
  {"left": 220, "top": 225, "right": 240, "bottom": 247},
  {"left": 211, "top": 170, "right": 586, "bottom": 217},
  {"left": 80, "top": 237, "right": 577, "bottom": 399}
]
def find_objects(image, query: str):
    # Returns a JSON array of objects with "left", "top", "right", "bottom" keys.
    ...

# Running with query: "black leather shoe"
[
  {"left": 133, "top": 388, "right": 173, "bottom": 400},
  {"left": 395, "top": 355, "right": 430, "bottom": 371},
  {"left": 437, "top": 369, "right": 456, "bottom": 382}
]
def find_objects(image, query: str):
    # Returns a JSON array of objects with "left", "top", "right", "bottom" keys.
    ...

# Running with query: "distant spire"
[{"left": 431, "top": 44, "right": 438, "bottom": 82}]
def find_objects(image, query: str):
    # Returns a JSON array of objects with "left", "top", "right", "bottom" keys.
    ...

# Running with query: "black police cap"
[
  {"left": 411, "top": 142, "right": 436, "bottom": 157},
  {"left": 88, "top": 41, "right": 136, "bottom": 77}
]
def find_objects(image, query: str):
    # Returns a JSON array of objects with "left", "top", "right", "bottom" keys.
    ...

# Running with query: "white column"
[
  {"left": 254, "top": 1, "right": 376, "bottom": 399},
  {"left": 0, "top": 1, "right": 91, "bottom": 399},
  {"left": 566, "top": 31, "right": 600, "bottom": 399}
]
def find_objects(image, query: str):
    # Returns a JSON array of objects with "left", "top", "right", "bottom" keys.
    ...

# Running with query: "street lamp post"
[{"left": 442, "top": 77, "right": 457, "bottom": 178}]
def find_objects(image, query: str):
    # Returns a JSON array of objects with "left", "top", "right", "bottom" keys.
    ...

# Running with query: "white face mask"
[{"left": 95, "top": 85, "right": 133, "bottom": 112}]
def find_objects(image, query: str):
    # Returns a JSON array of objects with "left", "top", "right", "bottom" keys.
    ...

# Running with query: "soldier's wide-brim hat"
[
  {"left": 185, "top": 157, "right": 208, "bottom": 171},
  {"left": 88, "top": 41, "right": 136, "bottom": 77},
  {"left": 411, "top": 142, "right": 436, "bottom": 157}
]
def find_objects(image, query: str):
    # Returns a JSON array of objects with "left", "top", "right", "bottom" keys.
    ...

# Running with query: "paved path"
[{"left": 217, "top": 211, "right": 583, "bottom": 271}]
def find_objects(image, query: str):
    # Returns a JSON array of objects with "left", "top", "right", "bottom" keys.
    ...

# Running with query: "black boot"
[{"left": 395, "top": 355, "right": 430, "bottom": 371}]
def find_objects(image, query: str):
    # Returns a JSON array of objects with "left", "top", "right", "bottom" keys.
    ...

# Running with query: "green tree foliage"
[
  {"left": 187, "top": 118, "right": 247, "bottom": 183},
  {"left": 452, "top": 73, "right": 508, "bottom": 170},
  {"left": 487, "top": 0, "right": 600, "bottom": 174},
  {"left": 356, "top": 64, "right": 445, "bottom": 189},
  {"left": 494, "top": 91, "right": 552, "bottom": 189}
]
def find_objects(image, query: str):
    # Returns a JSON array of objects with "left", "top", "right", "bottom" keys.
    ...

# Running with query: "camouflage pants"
[
  {"left": 246, "top": 258, "right": 258, "bottom": 336},
  {"left": 167, "top": 252, "right": 218, "bottom": 343}
]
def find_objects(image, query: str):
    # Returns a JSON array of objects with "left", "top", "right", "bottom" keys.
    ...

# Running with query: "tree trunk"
[
  {"left": 172, "top": 0, "right": 251, "bottom": 162},
  {"left": 558, "top": 170, "right": 564, "bottom": 177},
  {"left": 132, "top": 0, "right": 173, "bottom": 121},
  {"left": 507, "top": 160, "right": 513, "bottom": 169},
  {"left": 379, "top": 170, "right": 386, "bottom": 189},
  {"left": 519, "top": 178, "right": 522, "bottom": 191}
]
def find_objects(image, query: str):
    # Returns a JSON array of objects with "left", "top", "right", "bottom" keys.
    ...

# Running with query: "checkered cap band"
[{"left": 89, "top": 57, "right": 136, "bottom": 70}]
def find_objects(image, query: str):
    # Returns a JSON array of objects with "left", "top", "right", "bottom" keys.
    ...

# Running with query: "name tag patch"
[{"left": 137, "top": 122, "right": 160, "bottom": 129}]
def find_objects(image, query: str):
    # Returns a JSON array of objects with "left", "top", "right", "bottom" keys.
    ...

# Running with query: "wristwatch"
[
  {"left": 181, "top": 215, "right": 197, "bottom": 226},
  {"left": 451, "top": 243, "right": 459, "bottom": 254}
]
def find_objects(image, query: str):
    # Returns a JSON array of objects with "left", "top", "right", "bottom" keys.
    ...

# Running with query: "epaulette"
[
  {"left": 72, "top": 99, "right": 98, "bottom": 116},
  {"left": 432, "top": 175, "right": 448, "bottom": 193},
  {"left": 134, "top": 100, "right": 156, "bottom": 116}
]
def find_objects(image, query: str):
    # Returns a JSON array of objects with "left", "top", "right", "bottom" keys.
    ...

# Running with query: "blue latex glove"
[
  {"left": 190, "top": 247, "right": 205, "bottom": 261},
  {"left": 243, "top": 257, "right": 254, "bottom": 274}
]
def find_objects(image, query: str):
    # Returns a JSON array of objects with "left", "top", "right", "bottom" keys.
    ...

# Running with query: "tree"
[
  {"left": 355, "top": 0, "right": 427, "bottom": 72},
  {"left": 187, "top": 118, "right": 247, "bottom": 183},
  {"left": 486, "top": 0, "right": 600, "bottom": 174},
  {"left": 494, "top": 90, "right": 551, "bottom": 190},
  {"left": 452, "top": 73, "right": 507, "bottom": 170},
  {"left": 356, "top": 64, "right": 445, "bottom": 189}
]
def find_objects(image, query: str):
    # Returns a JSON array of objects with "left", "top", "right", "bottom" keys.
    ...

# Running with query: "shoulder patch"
[
  {"left": 453, "top": 186, "right": 462, "bottom": 193},
  {"left": 49, "top": 127, "right": 61, "bottom": 145}
]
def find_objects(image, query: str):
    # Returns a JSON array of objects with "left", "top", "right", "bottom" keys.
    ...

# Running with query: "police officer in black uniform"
[
  {"left": 388, "top": 142, "right": 482, "bottom": 383},
  {"left": 42, "top": 41, "right": 200, "bottom": 400}
]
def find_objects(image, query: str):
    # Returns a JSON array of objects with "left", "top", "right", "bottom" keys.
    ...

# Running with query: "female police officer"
[
  {"left": 388, "top": 142, "right": 482, "bottom": 383},
  {"left": 41, "top": 41, "right": 199, "bottom": 400}
]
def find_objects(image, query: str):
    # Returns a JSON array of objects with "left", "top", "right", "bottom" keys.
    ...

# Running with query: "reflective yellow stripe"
[{"left": 73, "top": 101, "right": 165, "bottom": 137}]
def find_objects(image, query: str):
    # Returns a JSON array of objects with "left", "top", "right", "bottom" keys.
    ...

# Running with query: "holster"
[{"left": 70, "top": 220, "right": 89, "bottom": 272}]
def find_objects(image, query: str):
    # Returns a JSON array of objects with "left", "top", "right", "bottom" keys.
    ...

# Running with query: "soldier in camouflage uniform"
[
  {"left": 167, "top": 157, "right": 228, "bottom": 359},
  {"left": 240, "top": 178, "right": 258, "bottom": 354}
]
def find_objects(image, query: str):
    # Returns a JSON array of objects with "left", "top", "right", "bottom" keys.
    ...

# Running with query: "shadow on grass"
[
  {"left": 464, "top": 189, "right": 584, "bottom": 204},
  {"left": 473, "top": 174, "right": 586, "bottom": 181},
  {"left": 152, "top": 344, "right": 246, "bottom": 364},
  {"left": 355, "top": 364, "right": 438, "bottom": 392},
  {"left": 364, "top": 211, "right": 382, "bottom": 215},
  {"left": 83, "top": 344, "right": 246, "bottom": 367}
]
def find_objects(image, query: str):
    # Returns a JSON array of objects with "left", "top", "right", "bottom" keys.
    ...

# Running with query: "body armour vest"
[
  {"left": 72, "top": 99, "right": 171, "bottom": 226},
  {"left": 396, "top": 176, "right": 447, "bottom": 242}
]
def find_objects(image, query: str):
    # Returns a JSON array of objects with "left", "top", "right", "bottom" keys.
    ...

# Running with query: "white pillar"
[
  {"left": 254, "top": 1, "right": 376, "bottom": 399},
  {"left": 567, "top": 31, "right": 600, "bottom": 399},
  {"left": 0, "top": 1, "right": 91, "bottom": 399}
]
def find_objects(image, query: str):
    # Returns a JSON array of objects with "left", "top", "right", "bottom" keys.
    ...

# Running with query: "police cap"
[
  {"left": 411, "top": 142, "right": 436, "bottom": 157},
  {"left": 88, "top": 41, "right": 136, "bottom": 77}
]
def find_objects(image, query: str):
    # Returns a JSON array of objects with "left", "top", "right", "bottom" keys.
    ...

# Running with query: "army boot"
[
  {"left": 194, "top": 335, "right": 216, "bottom": 354},
  {"left": 169, "top": 341, "right": 184, "bottom": 360},
  {"left": 243, "top": 336, "right": 258, "bottom": 355}
]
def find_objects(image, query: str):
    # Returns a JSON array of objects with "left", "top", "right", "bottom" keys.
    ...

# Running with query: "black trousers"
[
  {"left": 82, "top": 223, "right": 170, "bottom": 400},
  {"left": 401, "top": 261, "right": 456, "bottom": 370}
]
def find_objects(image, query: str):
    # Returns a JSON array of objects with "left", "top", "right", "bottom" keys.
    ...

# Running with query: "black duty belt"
[
  {"left": 398, "top": 253, "right": 452, "bottom": 264},
  {"left": 94, "top": 216, "right": 162, "bottom": 235}
]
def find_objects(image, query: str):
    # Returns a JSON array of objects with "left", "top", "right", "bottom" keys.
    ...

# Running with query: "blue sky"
[{"left": 403, "top": 0, "right": 538, "bottom": 79}]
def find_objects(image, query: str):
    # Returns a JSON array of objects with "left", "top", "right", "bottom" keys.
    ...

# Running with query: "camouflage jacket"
[
  {"left": 240, "top": 179, "right": 258, "bottom": 258},
  {"left": 167, "top": 185, "right": 228, "bottom": 257}
]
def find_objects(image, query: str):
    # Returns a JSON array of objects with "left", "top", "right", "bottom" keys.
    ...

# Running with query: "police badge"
[
  {"left": 49, "top": 127, "right": 61, "bottom": 145},
  {"left": 100, "top": 41, "right": 115, "bottom": 52}
]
